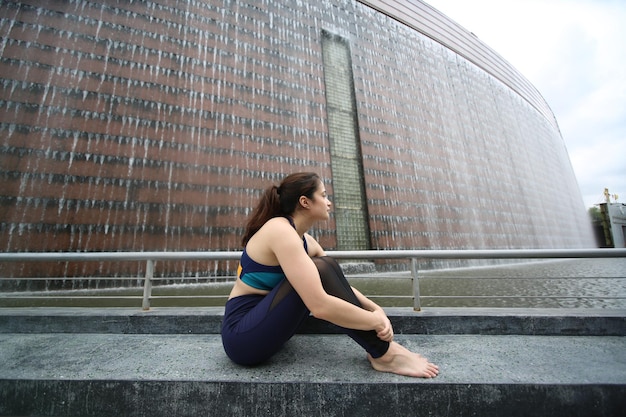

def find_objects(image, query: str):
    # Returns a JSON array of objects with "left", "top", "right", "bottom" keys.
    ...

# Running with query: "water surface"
[{"left": 1, "top": 258, "right": 624, "bottom": 308}]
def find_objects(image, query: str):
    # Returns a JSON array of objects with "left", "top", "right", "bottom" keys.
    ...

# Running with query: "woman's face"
[{"left": 305, "top": 181, "right": 332, "bottom": 220}]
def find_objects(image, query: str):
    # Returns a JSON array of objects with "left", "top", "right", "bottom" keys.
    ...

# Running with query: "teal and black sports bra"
[{"left": 237, "top": 217, "right": 308, "bottom": 291}]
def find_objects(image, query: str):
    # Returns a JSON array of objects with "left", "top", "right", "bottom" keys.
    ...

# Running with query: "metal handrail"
[
  {"left": 2, "top": 248, "right": 626, "bottom": 262},
  {"left": 1, "top": 249, "right": 625, "bottom": 310}
]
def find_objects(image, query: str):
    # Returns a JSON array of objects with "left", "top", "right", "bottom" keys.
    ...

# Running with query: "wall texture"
[{"left": 0, "top": 0, "right": 594, "bottom": 277}]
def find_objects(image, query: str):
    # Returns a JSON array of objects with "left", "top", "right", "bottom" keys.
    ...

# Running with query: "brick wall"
[{"left": 0, "top": 0, "right": 593, "bottom": 277}]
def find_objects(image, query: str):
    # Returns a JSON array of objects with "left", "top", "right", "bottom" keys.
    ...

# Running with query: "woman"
[{"left": 221, "top": 172, "right": 439, "bottom": 378}]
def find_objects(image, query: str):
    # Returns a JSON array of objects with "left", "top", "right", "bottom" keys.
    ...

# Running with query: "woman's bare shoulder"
[
  {"left": 250, "top": 217, "right": 295, "bottom": 243},
  {"left": 260, "top": 217, "right": 292, "bottom": 233},
  {"left": 246, "top": 217, "right": 296, "bottom": 264},
  {"left": 265, "top": 216, "right": 290, "bottom": 226}
]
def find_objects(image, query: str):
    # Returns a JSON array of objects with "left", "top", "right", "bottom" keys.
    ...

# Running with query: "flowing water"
[
  {"left": 354, "top": 258, "right": 626, "bottom": 309},
  {"left": 1, "top": 258, "right": 624, "bottom": 309},
  {"left": 1, "top": 1, "right": 595, "bottom": 278}
]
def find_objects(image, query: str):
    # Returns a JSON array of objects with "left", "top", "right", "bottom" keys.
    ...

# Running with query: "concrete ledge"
[
  {"left": 2, "top": 308, "right": 625, "bottom": 416},
  {"left": 2, "top": 379, "right": 624, "bottom": 417},
  {"left": 1, "top": 307, "right": 625, "bottom": 336},
  {"left": 1, "top": 333, "right": 625, "bottom": 416}
]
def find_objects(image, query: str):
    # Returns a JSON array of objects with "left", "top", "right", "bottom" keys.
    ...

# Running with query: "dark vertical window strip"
[{"left": 321, "top": 31, "right": 371, "bottom": 250}]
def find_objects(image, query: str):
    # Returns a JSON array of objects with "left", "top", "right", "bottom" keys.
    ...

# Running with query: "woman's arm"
[
  {"left": 351, "top": 285, "right": 394, "bottom": 342},
  {"left": 303, "top": 234, "right": 380, "bottom": 314},
  {"left": 303, "top": 233, "right": 380, "bottom": 314},
  {"left": 269, "top": 222, "right": 387, "bottom": 333},
  {"left": 351, "top": 286, "right": 380, "bottom": 312},
  {"left": 304, "top": 233, "right": 325, "bottom": 256}
]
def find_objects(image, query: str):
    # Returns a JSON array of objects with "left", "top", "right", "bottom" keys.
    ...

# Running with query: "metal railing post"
[
  {"left": 142, "top": 259, "right": 154, "bottom": 311},
  {"left": 411, "top": 258, "right": 421, "bottom": 311}
]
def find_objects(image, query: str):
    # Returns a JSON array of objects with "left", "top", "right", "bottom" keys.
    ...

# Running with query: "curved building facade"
[{"left": 0, "top": 0, "right": 594, "bottom": 277}]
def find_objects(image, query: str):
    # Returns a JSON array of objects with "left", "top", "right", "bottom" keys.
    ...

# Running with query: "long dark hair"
[{"left": 241, "top": 172, "right": 321, "bottom": 246}]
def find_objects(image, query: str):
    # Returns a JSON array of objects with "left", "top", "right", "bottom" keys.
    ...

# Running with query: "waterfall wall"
[{"left": 0, "top": 0, "right": 595, "bottom": 277}]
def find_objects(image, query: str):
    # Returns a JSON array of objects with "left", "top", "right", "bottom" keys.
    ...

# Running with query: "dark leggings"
[{"left": 221, "top": 256, "right": 390, "bottom": 366}]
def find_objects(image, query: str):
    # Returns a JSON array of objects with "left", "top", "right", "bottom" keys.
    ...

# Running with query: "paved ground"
[{"left": 1, "top": 332, "right": 625, "bottom": 385}]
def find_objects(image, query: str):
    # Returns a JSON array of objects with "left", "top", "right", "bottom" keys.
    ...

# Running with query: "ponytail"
[
  {"left": 241, "top": 172, "right": 320, "bottom": 246},
  {"left": 241, "top": 185, "right": 281, "bottom": 246}
]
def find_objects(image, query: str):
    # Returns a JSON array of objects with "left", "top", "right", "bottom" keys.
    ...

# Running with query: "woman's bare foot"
[{"left": 368, "top": 341, "right": 439, "bottom": 378}]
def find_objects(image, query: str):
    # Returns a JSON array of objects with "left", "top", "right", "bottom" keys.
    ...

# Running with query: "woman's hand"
[
  {"left": 373, "top": 308, "right": 394, "bottom": 342},
  {"left": 352, "top": 286, "right": 394, "bottom": 341}
]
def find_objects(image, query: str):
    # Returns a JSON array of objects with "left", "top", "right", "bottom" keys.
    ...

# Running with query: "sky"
[{"left": 424, "top": 0, "right": 625, "bottom": 209}]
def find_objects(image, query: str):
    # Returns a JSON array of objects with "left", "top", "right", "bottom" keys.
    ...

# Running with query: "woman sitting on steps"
[{"left": 221, "top": 172, "right": 439, "bottom": 378}]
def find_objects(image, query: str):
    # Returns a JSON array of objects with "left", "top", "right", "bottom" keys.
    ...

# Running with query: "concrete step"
[
  {"left": 1, "top": 308, "right": 625, "bottom": 416},
  {"left": 1, "top": 307, "right": 625, "bottom": 336}
]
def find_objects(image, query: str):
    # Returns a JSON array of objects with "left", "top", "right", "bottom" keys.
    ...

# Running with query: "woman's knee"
[
  {"left": 312, "top": 256, "right": 359, "bottom": 305},
  {"left": 311, "top": 256, "right": 340, "bottom": 278}
]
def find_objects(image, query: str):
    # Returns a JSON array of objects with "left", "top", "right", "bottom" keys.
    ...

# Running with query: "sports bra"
[{"left": 238, "top": 217, "right": 308, "bottom": 291}]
